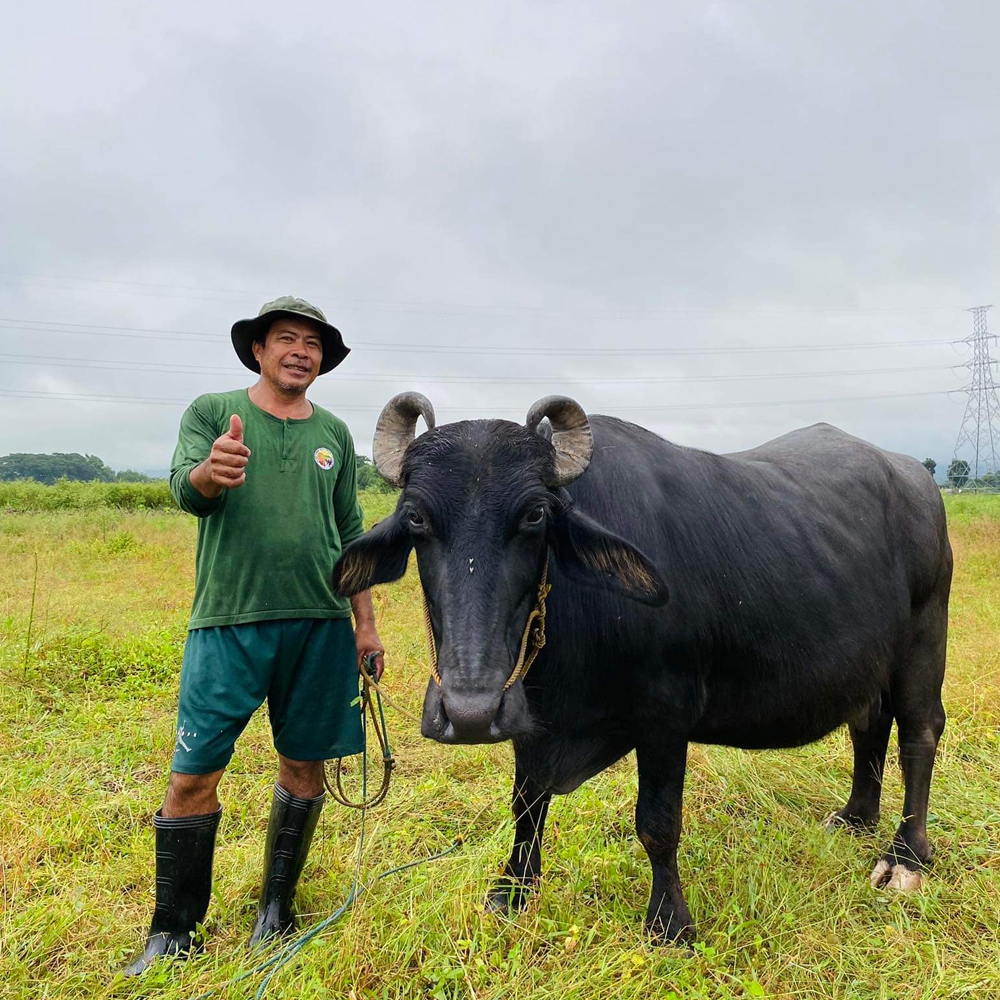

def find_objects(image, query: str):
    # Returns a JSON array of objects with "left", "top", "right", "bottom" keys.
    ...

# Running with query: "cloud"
[{"left": 0, "top": 0, "right": 997, "bottom": 472}]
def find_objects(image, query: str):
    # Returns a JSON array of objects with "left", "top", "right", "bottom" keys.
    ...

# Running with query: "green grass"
[
  {"left": 1, "top": 492, "right": 999, "bottom": 999},
  {"left": 0, "top": 479, "right": 175, "bottom": 513}
]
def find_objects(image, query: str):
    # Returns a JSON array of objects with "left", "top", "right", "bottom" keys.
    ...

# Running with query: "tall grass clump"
[
  {"left": 941, "top": 491, "right": 1000, "bottom": 525},
  {"left": 0, "top": 479, "right": 400, "bottom": 515},
  {"left": 0, "top": 478, "right": 175, "bottom": 512}
]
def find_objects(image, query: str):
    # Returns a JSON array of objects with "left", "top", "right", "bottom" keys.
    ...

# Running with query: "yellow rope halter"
[{"left": 422, "top": 557, "right": 551, "bottom": 691}]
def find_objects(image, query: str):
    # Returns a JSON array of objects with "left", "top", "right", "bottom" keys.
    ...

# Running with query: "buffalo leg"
[
  {"left": 635, "top": 739, "right": 693, "bottom": 943},
  {"left": 871, "top": 596, "right": 947, "bottom": 890},
  {"left": 827, "top": 694, "right": 894, "bottom": 831},
  {"left": 486, "top": 765, "right": 551, "bottom": 915}
]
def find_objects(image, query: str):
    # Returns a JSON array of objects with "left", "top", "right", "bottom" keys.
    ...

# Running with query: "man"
[{"left": 125, "top": 296, "right": 385, "bottom": 976}]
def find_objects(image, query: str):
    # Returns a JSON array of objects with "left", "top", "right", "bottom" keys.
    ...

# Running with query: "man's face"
[{"left": 253, "top": 318, "right": 324, "bottom": 394}]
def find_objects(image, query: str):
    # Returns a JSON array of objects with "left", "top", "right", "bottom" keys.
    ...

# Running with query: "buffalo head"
[{"left": 333, "top": 392, "right": 668, "bottom": 745}]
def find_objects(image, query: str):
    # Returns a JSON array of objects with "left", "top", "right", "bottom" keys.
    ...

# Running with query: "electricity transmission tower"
[{"left": 951, "top": 305, "right": 1000, "bottom": 490}]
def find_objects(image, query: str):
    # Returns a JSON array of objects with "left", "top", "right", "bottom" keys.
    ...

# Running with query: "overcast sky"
[{"left": 1, "top": 1, "right": 998, "bottom": 474}]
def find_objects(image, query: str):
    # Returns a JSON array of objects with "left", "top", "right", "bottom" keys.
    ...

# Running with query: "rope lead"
[{"left": 325, "top": 653, "right": 395, "bottom": 810}]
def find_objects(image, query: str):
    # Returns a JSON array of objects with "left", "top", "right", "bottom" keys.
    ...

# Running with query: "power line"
[
  {"left": 0, "top": 271, "right": 964, "bottom": 316},
  {"left": 2, "top": 319, "right": 958, "bottom": 357},
  {"left": 0, "top": 386, "right": 957, "bottom": 413},
  {"left": 0, "top": 352, "right": 965, "bottom": 385},
  {"left": 0, "top": 354, "right": 237, "bottom": 376},
  {"left": 3, "top": 319, "right": 221, "bottom": 342}
]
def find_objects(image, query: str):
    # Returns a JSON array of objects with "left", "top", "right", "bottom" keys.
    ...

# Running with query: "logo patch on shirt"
[{"left": 314, "top": 447, "right": 335, "bottom": 470}]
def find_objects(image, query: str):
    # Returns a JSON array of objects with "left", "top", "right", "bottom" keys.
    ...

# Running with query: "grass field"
[{"left": 1, "top": 491, "right": 999, "bottom": 1000}]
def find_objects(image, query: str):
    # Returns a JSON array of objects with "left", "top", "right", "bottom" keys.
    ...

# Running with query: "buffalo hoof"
[
  {"left": 824, "top": 809, "right": 879, "bottom": 835},
  {"left": 645, "top": 911, "right": 695, "bottom": 947},
  {"left": 485, "top": 877, "right": 536, "bottom": 917},
  {"left": 869, "top": 859, "right": 923, "bottom": 892}
]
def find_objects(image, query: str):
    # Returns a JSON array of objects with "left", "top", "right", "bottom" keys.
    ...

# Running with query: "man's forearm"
[
  {"left": 350, "top": 589, "right": 376, "bottom": 625},
  {"left": 351, "top": 588, "right": 384, "bottom": 677}
]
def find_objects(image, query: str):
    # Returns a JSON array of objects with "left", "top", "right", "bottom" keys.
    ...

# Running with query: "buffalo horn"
[
  {"left": 525, "top": 395, "right": 594, "bottom": 486},
  {"left": 372, "top": 392, "right": 436, "bottom": 486}
]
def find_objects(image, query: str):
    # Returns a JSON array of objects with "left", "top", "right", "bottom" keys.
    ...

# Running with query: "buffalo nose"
[{"left": 441, "top": 692, "right": 503, "bottom": 742}]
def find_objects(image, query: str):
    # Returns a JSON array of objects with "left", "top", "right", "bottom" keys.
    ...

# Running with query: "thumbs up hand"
[
  {"left": 188, "top": 413, "right": 252, "bottom": 499},
  {"left": 205, "top": 413, "right": 251, "bottom": 490}
]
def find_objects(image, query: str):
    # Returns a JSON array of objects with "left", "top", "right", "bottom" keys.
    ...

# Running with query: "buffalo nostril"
[
  {"left": 450, "top": 709, "right": 495, "bottom": 733},
  {"left": 441, "top": 695, "right": 502, "bottom": 738}
]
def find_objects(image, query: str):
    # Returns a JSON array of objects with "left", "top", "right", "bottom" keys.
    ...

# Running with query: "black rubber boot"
[
  {"left": 123, "top": 807, "right": 222, "bottom": 978},
  {"left": 249, "top": 785, "right": 325, "bottom": 948}
]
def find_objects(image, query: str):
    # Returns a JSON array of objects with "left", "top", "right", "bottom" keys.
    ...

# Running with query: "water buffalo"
[{"left": 334, "top": 393, "right": 951, "bottom": 942}]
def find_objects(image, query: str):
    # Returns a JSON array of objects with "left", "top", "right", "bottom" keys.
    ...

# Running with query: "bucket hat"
[{"left": 231, "top": 296, "right": 349, "bottom": 375}]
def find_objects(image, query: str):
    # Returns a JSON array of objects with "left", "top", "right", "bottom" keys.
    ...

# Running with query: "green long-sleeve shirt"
[{"left": 170, "top": 389, "right": 365, "bottom": 630}]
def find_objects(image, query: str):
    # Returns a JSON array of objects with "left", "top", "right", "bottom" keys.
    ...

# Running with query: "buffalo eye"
[
  {"left": 406, "top": 509, "right": 426, "bottom": 529},
  {"left": 523, "top": 505, "right": 546, "bottom": 527}
]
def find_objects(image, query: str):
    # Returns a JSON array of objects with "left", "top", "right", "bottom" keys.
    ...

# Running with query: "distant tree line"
[
  {"left": 922, "top": 457, "right": 1000, "bottom": 491},
  {"left": 944, "top": 458, "right": 1000, "bottom": 490},
  {"left": 0, "top": 451, "right": 397, "bottom": 492},
  {"left": 13, "top": 449, "right": 991, "bottom": 494},
  {"left": 0, "top": 453, "right": 158, "bottom": 485}
]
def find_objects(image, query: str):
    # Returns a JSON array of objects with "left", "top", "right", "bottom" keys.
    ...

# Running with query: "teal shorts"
[{"left": 171, "top": 618, "right": 364, "bottom": 775}]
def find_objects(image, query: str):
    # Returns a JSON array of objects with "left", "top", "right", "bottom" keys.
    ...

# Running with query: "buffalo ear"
[
  {"left": 549, "top": 508, "right": 669, "bottom": 607},
  {"left": 333, "top": 510, "right": 413, "bottom": 597}
]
